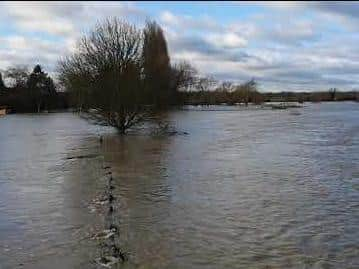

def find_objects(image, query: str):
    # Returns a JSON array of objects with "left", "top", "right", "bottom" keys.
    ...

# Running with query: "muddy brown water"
[{"left": 0, "top": 102, "right": 358, "bottom": 268}]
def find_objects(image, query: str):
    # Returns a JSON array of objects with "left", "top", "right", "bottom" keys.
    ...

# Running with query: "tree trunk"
[
  {"left": 118, "top": 126, "right": 126, "bottom": 135},
  {"left": 117, "top": 117, "right": 127, "bottom": 135}
]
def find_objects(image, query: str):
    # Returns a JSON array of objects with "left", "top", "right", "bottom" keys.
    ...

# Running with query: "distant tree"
[
  {"left": 170, "top": 61, "right": 197, "bottom": 91},
  {"left": 329, "top": 88, "right": 337, "bottom": 101},
  {"left": 234, "top": 79, "right": 258, "bottom": 106},
  {"left": 216, "top": 81, "right": 234, "bottom": 104},
  {"left": 220, "top": 81, "right": 235, "bottom": 92},
  {"left": 195, "top": 77, "right": 216, "bottom": 104},
  {"left": 58, "top": 18, "right": 145, "bottom": 134},
  {"left": 168, "top": 61, "right": 197, "bottom": 105},
  {"left": 5, "top": 66, "right": 29, "bottom": 88},
  {"left": 197, "top": 76, "right": 216, "bottom": 92},
  {"left": 27, "top": 64, "right": 57, "bottom": 112},
  {"left": 0, "top": 72, "right": 5, "bottom": 90},
  {"left": 58, "top": 55, "right": 91, "bottom": 112},
  {"left": 142, "top": 20, "right": 172, "bottom": 107}
]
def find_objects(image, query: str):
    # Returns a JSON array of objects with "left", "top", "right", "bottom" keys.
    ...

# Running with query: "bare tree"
[
  {"left": 59, "top": 18, "right": 197, "bottom": 134},
  {"left": 196, "top": 76, "right": 216, "bottom": 92},
  {"left": 329, "top": 88, "right": 337, "bottom": 101},
  {"left": 220, "top": 81, "right": 235, "bottom": 92},
  {"left": 5, "top": 66, "right": 29, "bottom": 88},
  {"left": 58, "top": 55, "right": 94, "bottom": 112},
  {"left": 170, "top": 61, "right": 197, "bottom": 92},
  {"left": 58, "top": 18, "right": 145, "bottom": 134},
  {"left": 234, "top": 79, "right": 257, "bottom": 106}
]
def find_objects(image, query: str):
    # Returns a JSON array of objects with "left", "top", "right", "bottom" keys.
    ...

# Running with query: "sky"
[{"left": 1, "top": 1, "right": 359, "bottom": 92}]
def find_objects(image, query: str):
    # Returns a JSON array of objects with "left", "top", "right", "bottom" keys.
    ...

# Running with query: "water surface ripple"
[{"left": 0, "top": 103, "right": 358, "bottom": 268}]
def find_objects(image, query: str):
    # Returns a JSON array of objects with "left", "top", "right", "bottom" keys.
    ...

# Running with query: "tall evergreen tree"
[
  {"left": 27, "top": 64, "right": 56, "bottom": 112},
  {"left": 142, "top": 21, "right": 172, "bottom": 107}
]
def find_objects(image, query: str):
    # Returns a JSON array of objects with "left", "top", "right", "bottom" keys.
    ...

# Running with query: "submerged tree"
[
  {"left": 59, "top": 18, "right": 195, "bottom": 134},
  {"left": 58, "top": 18, "right": 145, "bottom": 134}
]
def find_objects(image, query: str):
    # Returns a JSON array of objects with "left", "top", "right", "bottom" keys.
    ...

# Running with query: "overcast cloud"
[{"left": 1, "top": 1, "right": 359, "bottom": 91}]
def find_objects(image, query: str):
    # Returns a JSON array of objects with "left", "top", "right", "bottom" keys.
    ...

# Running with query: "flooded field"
[{"left": 0, "top": 102, "right": 358, "bottom": 268}]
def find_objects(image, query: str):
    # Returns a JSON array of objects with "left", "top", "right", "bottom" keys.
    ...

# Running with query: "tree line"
[
  {"left": 260, "top": 89, "right": 358, "bottom": 103},
  {"left": 180, "top": 84, "right": 359, "bottom": 105},
  {"left": 180, "top": 78, "right": 264, "bottom": 105},
  {"left": 0, "top": 65, "right": 67, "bottom": 112}
]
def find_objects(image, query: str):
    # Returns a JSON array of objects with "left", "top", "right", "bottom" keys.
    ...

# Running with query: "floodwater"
[{"left": 0, "top": 102, "right": 358, "bottom": 269}]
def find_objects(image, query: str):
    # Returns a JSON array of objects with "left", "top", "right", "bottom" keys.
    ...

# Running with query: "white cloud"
[
  {"left": 1, "top": 1, "right": 145, "bottom": 36},
  {"left": 205, "top": 32, "right": 247, "bottom": 48},
  {"left": 0, "top": 1, "right": 146, "bottom": 71},
  {"left": 1, "top": 2, "right": 359, "bottom": 91},
  {"left": 160, "top": 11, "right": 180, "bottom": 26},
  {"left": 3, "top": 1, "right": 76, "bottom": 36},
  {"left": 0, "top": 35, "right": 70, "bottom": 72},
  {"left": 159, "top": 10, "right": 222, "bottom": 32}
]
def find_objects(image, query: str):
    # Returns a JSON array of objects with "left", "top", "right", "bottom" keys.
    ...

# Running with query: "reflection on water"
[
  {"left": 0, "top": 113, "right": 110, "bottom": 269},
  {"left": 0, "top": 103, "right": 358, "bottom": 269}
]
